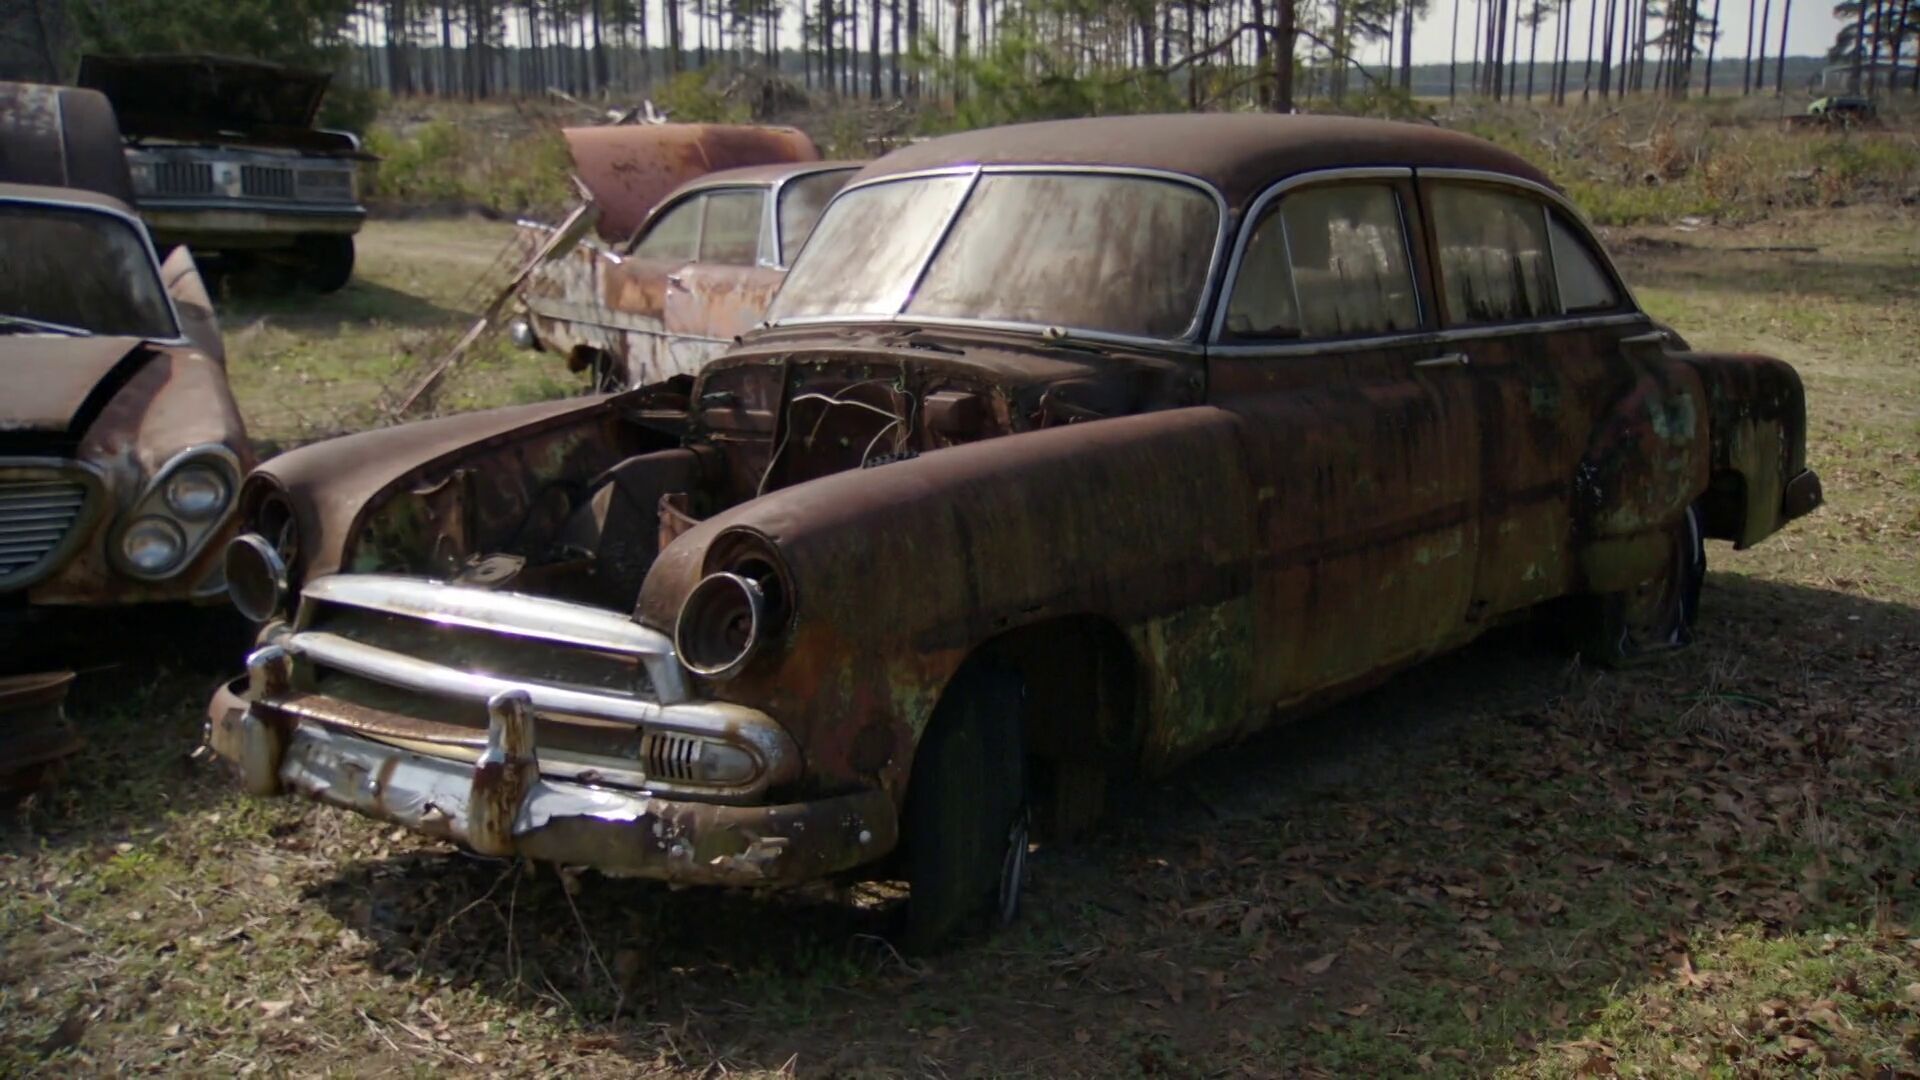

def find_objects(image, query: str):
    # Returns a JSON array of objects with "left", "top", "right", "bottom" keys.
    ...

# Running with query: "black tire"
[
  {"left": 1577, "top": 503, "right": 1706, "bottom": 667},
  {"left": 296, "top": 234, "right": 355, "bottom": 293},
  {"left": 898, "top": 666, "right": 1030, "bottom": 952}
]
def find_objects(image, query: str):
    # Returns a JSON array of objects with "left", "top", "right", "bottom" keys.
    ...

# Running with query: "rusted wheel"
[
  {"left": 898, "top": 665, "right": 1029, "bottom": 951},
  {"left": 1580, "top": 504, "right": 1706, "bottom": 667}
]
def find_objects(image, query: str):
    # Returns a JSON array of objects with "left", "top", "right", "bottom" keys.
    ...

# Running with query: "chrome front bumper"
[
  {"left": 203, "top": 573, "right": 898, "bottom": 885},
  {"left": 207, "top": 676, "right": 897, "bottom": 885}
]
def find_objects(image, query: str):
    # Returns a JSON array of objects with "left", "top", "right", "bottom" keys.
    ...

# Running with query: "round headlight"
[
  {"left": 675, "top": 572, "right": 766, "bottom": 679},
  {"left": 164, "top": 463, "right": 231, "bottom": 521},
  {"left": 121, "top": 516, "right": 187, "bottom": 575},
  {"left": 225, "top": 533, "right": 289, "bottom": 623}
]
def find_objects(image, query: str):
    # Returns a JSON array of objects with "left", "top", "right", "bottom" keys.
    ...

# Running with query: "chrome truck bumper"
[{"left": 204, "top": 575, "right": 897, "bottom": 886}]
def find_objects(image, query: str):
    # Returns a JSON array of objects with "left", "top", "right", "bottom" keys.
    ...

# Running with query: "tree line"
[{"left": 68, "top": 0, "right": 1920, "bottom": 116}]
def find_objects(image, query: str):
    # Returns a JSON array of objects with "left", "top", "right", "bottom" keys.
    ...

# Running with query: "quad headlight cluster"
[{"left": 113, "top": 446, "right": 241, "bottom": 580}]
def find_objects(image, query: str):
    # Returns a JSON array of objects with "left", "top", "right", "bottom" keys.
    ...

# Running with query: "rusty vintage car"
[
  {"left": 3, "top": 82, "right": 253, "bottom": 783},
  {"left": 204, "top": 114, "right": 1820, "bottom": 946},
  {"left": 512, "top": 125, "right": 851, "bottom": 390}
]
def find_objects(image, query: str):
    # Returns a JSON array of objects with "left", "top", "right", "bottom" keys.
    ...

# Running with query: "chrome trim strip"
[
  {"left": 1208, "top": 167, "right": 1416, "bottom": 344},
  {"left": 0, "top": 193, "right": 188, "bottom": 344},
  {"left": 0, "top": 457, "right": 109, "bottom": 592},
  {"left": 768, "top": 164, "right": 1234, "bottom": 345},
  {"left": 282, "top": 630, "right": 793, "bottom": 776},
  {"left": 1205, "top": 312, "right": 1650, "bottom": 359},
  {"left": 299, "top": 573, "right": 690, "bottom": 704}
]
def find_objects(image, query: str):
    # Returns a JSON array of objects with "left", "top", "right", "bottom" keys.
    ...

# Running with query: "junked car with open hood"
[
  {"left": 3, "top": 81, "right": 252, "bottom": 781},
  {"left": 77, "top": 54, "right": 369, "bottom": 293},
  {"left": 204, "top": 115, "right": 1820, "bottom": 947},
  {"left": 509, "top": 123, "right": 851, "bottom": 389}
]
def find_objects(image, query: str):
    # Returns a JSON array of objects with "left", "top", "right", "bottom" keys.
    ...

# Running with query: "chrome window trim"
[
  {"left": 1206, "top": 311, "right": 1650, "bottom": 359},
  {"left": 0, "top": 456, "right": 109, "bottom": 592},
  {"left": 0, "top": 194, "right": 187, "bottom": 345},
  {"left": 110, "top": 442, "right": 244, "bottom": 581},
  {"left": 766, "top": 164, "right": 1233, "bottom": 345},
  {"left": 1415, "top": 167, "right": 1644, "bottom": 319},
  {"left": 1208, "top": 167, "right": 1420, "bottom": 345}
]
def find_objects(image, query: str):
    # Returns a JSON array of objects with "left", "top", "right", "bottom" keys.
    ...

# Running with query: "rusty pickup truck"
[
  {"left": 205, "top": 115, "right": 1820, "bottom": 947},
  {"left": 511, "top": 124, "right": 853, "bottom": 389}
]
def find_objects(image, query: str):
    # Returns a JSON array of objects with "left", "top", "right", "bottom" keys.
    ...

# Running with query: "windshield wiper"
[{"left": 0, "top": 314, "right": 91, "bottom": 337}]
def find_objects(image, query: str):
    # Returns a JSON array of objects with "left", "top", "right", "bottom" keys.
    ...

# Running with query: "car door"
[
  {"left": 1414, "top": 174, "right": 1663, "bottom": 618},
  {"left": 1208, "top": 172, "right": 1482, "bottom": 717},
  {"left": 661, "top": 187, "right": 782, "bottom": 378}
]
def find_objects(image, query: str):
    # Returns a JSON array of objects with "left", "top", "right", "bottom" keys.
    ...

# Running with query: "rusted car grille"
[
  {"left": 0, "top": 467, "right": 97, "bottom": 591},
  {"left": 240, "top": 164, "right": 295, "bottom": 199},
  {"left": 294, "top": 168, "right": 354, "bottom": 202},
  {"left": 152, "top": 160, "right": 214, "bottom": 196}
]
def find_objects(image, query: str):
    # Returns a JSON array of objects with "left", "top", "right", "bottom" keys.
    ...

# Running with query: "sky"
[{"left": 1396, "top": 0, "right": 1852, "bottom": 66}]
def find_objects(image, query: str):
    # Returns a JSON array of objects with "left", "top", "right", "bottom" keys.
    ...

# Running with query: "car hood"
[
  {"left": 0, "top": 335, "right": 148, "bottom": 435},
  {"left": 76, "top": 54, "right": 347, "bottom": 152}
]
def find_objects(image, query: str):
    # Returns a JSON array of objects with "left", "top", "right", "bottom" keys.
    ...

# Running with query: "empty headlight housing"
[
  {"left": 674, "top": 530, "right": 797, "bottom": 680},
  {"left": 112, "top": 445, "right": 242, "bottom": 581}
]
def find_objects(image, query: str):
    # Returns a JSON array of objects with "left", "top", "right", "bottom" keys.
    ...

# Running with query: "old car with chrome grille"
[
  {"left": 77, "top": 54, "right": 369, "bottom": 293},
  {"left": 204, "top": 114, "right": 1820, "bottom": 947},
  {"left": 2, "top": 80, "right": 252, "bottom": 781}
]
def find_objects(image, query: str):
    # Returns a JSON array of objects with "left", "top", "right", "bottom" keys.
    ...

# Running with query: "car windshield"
[
  {"left": 0, "top": 201, "right": 177, "bottom": 339},
  {"left": 769, "top": 171, "right": 1220, "bottom": 339}
]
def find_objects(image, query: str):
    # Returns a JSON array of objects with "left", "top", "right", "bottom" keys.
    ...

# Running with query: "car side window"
[
  {"left": 1430, "top": 184, "right": 1558, "bottom": 325},
  {"left": 1546, "top": 211, "right": 1624, "bottom": 313},
  {"left": 698, "top": 190, "right": 763, "bottom": 265},
  {"left": 777, "top": 170, "right": 852, "bottom": 262},
  {"left": 630, "top": 195, "right": 702, "bottom": 261},
  {"left": 1224, "top": 183, "right": 1419, "bottom": 341}
]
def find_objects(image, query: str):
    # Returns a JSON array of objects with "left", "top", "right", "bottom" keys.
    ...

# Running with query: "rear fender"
[
  {"left": 1573, "top": 354, "right": 1709, "bottom": 592},
  {"left": 1682, "top": 352, "right": 1812, "bottom": 549}
]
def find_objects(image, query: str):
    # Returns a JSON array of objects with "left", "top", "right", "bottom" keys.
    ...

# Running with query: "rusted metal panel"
[
  {"left": 564, "top": 124, "right": 817, "bottom": 242},
  {"left": 0, "top": 671, "right": 79, "bottom": 801}
]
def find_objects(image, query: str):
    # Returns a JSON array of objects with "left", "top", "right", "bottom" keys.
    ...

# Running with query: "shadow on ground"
[{"left": 296, "top": 572, "right": 1920, "bottom": 1075}]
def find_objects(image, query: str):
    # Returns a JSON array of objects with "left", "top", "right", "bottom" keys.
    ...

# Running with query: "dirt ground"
[{"left": 3, "top": 205, "right": 1918, "bottom": 1077}]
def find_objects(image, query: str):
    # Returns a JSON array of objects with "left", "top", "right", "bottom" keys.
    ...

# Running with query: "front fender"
[
  {"left": 639, "top": 407, "right": 1260, "bottom": 796},
  {"left": 252, "top": 395, "right": 629, "bottom": 582}
]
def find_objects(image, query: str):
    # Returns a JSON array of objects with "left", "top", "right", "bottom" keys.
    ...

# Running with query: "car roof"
[
  {"left": 672, "top": 160, "right": 864, "bottom": 194},
  {"left": 855, "top": 114, "right": 1555, "bottom": 209},
  {"left": 0, "top": 180, "right": 137, "bottom": 215}
]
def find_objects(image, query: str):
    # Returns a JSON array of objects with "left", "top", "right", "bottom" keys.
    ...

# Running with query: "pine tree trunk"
[
  {"left": 1401, "top": 0, "right": 1415, "bottom": 88},
  {"left": 1754, "top": 0, "right": 1770, "bottom": 94},
  {"left": 870, "top": 0, "right": 881, "bottom": 98},
  {"left": 1773, "top": 0, "right": 1791, "bottom": 92}
]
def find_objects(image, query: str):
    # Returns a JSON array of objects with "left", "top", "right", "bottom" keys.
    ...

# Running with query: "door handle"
[{"left": 1413, "top": 352, "right": 1470, "bottom": 368}]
